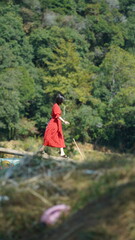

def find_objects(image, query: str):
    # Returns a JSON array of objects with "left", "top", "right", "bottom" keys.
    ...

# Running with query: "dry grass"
[{"left": 0, "top": 143, "right": 135, "bottom": 240}]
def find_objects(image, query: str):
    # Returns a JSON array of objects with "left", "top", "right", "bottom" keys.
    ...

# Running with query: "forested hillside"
[{"left": 0, "top": 0, "right": 135, "bottom": 151}]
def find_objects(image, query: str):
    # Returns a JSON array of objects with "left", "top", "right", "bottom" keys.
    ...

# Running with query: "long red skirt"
[{"left": 43, "top": 104, "right": 66, "bottom": 148}]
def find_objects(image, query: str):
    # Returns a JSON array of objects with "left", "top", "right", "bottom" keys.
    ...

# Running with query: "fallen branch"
[{"left": 23, "top": 188, "right": 52, "bottom": 206}]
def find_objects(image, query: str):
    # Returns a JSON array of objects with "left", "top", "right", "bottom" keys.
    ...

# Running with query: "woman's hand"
[
  {"left": 64, "top": 121, "right": 70, "bottom": 125},
  {"left": 58, "top": 117, "right": 70, "bottom": 125}
]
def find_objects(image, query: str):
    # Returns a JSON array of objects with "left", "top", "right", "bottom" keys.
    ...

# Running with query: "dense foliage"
[{"left": 0, "top": 0, "right": 135, "bottom": 151}]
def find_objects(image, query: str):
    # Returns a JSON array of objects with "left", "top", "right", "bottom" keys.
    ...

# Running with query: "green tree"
[
  {"left": 30, "top": 26, "right": 90, "bottom": 67},
  {"left": 119, "top": 0, "right": 135, "bottom": 15},
  {"left": 124, "top": 12, "right": 135, "bottom": 54},
  {"left": 93, "top": 45, "right": 135, "bottom": 149},
  {"left": 69, "top": 105, "right": 102, "bottom": 142},
  {"left": 94, "top": 45, "right": 135, "bottom": 102},
  {"left": 43, "top": 39, "right": 93, "bottom": 103},
  {"left": 0, "top": 67, "right": 35, "bottom": 138},
  {"left": 103, "top": 85, "right": 135, "bottom": 149},
  {"left": 84, "top": 1, "right": 126, "bottom": 64},
  {"left": 0, "top": 6, "right": 33, "bottom": 67},
  {"left": 40, "top": 0, "right": 76, "bottom": 14},
  {"left": 0, "top": 70, "right": 21, "bottom": 139}
]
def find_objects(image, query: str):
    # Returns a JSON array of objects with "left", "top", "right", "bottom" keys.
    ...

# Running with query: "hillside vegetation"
[{"left": 0, "top": 0, "right": 135, "bottom": 151}]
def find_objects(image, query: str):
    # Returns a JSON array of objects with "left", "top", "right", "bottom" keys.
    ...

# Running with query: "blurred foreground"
[{"left": 0, "top": 144, "right": 135, "bottom": 240}]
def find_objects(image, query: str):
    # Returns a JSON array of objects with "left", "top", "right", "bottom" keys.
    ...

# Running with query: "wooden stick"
[
  {"left": 0, "top": 147, "right": 33, "bottom": 156},
  {"left": 73, "top": 138, "right": 84, "bottom": 160},
  {"left": 24, "top": 188, "right": 52, "bottom": 206}
]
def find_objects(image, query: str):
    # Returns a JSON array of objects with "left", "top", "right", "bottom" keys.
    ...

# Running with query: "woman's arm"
[{"left": 58, "top": 116, "right": 70, "bottom": 125}]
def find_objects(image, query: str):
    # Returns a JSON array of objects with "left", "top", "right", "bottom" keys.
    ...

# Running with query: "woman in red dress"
[{"left": 40, "top": 94, "right": 69, "bottom": 157}]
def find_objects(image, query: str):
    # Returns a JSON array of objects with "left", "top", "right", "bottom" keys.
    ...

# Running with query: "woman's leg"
[
  {"left": 39, "top": 145, "right": 45, "bottom": 152},
  {"left": 60, "top": 148, "right": 65, "bottom": 156}
]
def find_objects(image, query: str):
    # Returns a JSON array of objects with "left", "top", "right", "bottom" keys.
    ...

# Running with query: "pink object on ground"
[{"left": 40, "top": 204, "right": 71, "bottom": 225}]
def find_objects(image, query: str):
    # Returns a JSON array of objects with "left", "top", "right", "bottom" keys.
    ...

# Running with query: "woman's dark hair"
[{"left": 55, "top": 94, "right": 65, "bottom": 105}]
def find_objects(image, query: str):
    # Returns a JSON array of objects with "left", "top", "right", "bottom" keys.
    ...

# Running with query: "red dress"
[{"left": 43, "top": 103, "right": 66, "bottom": 148}]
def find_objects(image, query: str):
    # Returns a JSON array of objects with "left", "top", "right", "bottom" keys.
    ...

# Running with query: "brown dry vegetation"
[{"left": 0, "top": 143, "right": 135, "bottom": 240}]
